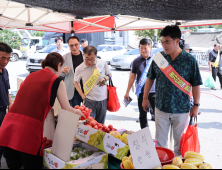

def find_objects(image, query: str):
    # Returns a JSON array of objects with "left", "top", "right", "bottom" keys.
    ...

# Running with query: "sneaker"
[{"left": 211, "top": 87, "right": 217, "bottom": 90}]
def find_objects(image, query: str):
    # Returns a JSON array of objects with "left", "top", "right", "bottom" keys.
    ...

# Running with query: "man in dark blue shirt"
[
  {"left": 0, "top": 42, "right": 13, "bottom": 168},
  {"left": 124, "top": 38, "right": 156, "bottom": 129}
]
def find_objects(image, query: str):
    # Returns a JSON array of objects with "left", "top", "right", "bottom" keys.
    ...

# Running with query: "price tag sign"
[{"left": 127, "top": 127, "right": 161, "bottom": 169}]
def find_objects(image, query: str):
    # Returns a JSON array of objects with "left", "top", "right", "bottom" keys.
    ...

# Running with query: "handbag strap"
[
  {"left": 189, "top": 116, "right": 197, "bottom": 125},
  {"left": 107, "top": 75, "right": 114, "bottom": 87}
]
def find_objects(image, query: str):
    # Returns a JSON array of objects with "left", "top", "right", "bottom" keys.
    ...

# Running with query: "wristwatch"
[{"left": 193, "top": 103, "right": 200, "bottom": 107}]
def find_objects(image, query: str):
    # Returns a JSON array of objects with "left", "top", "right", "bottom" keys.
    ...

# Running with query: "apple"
[
  {"left": 98, "top": 124, "right": 102, "bottom": 128},
  {"left": 86, "top": 125, "right": 92, "bottom": 128},
  {"left": 105, "top": 127, "right": 110, "bottom": 133},
  {"left": 86, "top": 120, "right": 91, "bottom": 124},
  {"left": 94, "top": 125, "right": 98, "bottom": 129},
  {"left": 108, "top": 125, "right": 113, "bottom": 130},
  {"left": 102, "top": 126, "right": 107, "bottom": 131},
  {"left": 90, "top": 122, "right": 96, "bottom": 127},
  {"left": 74, "top": 105, "right": 79, "bottom": 109}
]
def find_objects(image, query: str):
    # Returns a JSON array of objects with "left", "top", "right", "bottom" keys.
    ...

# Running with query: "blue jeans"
[
  {"left": 0, "top": 109, "right": 6, "bottom": 168},
  {"left": 69, "top": 91, "right": 83, "bottom": 108}
]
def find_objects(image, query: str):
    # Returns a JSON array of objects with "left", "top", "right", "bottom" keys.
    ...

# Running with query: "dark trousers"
[
  {"left": 69, "top": 91, "right": 83, "bottom": 108},
  {"left": 0, "top": 109, "right": 6, "bottom": 168},
  {"left": 212, "top": 67, "right": 222, "bottom": 87},
  {"left": 138, "top": 93, "right": 156, "bottom": 129},
  {"left": 85, "top": 98, "right": 107, "bottom": 124},
  {"left": 3, "top": 147, "right": 43, "bottom": 169}
]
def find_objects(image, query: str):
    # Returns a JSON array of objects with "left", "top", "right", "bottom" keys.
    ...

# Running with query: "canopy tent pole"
[
  {"left": 31, "top": 11, "right": 50, "bottom": 24},
  {"left": 3, "top": 8, "right": 27, "bottom": 28},
  {"left": 116, "top": 18, "right": 140, "bottom": 30},
  {"left": 0, "top": 5, "right": 24, "bottom": 8}
]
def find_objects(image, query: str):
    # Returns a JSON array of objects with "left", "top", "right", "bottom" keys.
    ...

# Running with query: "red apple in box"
[
  {"left": 106, "top": 128, "right": 110, "bottom": 133},
  {"left": 98, "top": 124, "right": 103, "bottom": 129},
  {"left": 90, "top": 122, "right": 96, "bottom": 127},
  {"left": 74, "top": 105, "right": 79, "bottom": 109},
  {"left": 43, "top": 137, "right": 47, "bottom": 143},
  {"left": 108, "top": 125, "right": 113, "bottom": 130},
  {"left": 86, "top": 125, "right": 92, "bottom": 128},
  {"left": 94, "top": 125, "right": 98, "bottom": 130}
]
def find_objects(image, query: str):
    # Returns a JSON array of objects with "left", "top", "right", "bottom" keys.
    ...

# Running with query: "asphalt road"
[{"left": 1, "top": 59, "right": 222, "bottom": 169}]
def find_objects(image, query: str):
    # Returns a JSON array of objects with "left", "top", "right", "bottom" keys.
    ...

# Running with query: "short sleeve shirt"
[
  {"left": 147, "top": 50, "right": 203, "bottom": 113},
  {"left": 51, "top": 48, "right": 68, "bottom": 56},
  {"left": 209, "top": 50, "right": 222, "bottom": 67},
  {"left": 132, "top": 55, "right": 155, "bottom": 94},
  {"left": 0, "top": 68, "right": 10, "bottom": 109},
  {"left": 74, "top": 59, "right": 112, "bottom": 101}
]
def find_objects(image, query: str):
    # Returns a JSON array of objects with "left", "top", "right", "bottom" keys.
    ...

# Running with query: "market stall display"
[{"left": 155, "top": 151, "right": 212, "bottom": 169}]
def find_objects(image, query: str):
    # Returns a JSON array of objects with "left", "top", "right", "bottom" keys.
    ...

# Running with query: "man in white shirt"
[
  {"left": 51, "top": 37, "right": 68, "bottom": 56},
  {"left": 74, "top": 46, "right": 112, "bottom": 124}
]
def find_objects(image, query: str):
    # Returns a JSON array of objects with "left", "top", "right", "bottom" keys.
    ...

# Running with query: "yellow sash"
[
  {"left": 83, "top": 66, "right": 101, "bottom": 96},
  {"left": 212, "top": 51, "right": 220, "bottom": 68}
]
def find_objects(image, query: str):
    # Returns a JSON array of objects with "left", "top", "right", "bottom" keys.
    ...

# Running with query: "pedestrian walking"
[
  {"left": 209, "top": 44, "right": 222, "bottom": 90},
  {"left": 74, "top": 46, "right": 112, "bottom": 124},
  {"left": 0, "top": 53, "right": 85, "bottom": 169},
  {"left": 51, "top": 37, "right": 68, "bottom": 56},
  {"left": 142, "top": 25, "right": 203, "bottom": 156},
  {"left": 0, "top": 43, "right": 13, "bottom": 169},
  {"left": 124, "top": 38, "right": 156, "bottom": 129},
  {"left": 80, "top": 39, "right": 88, "bottom": 51},
  {"left": 60, "top": 36, "right": 84, "bottom": 107}
]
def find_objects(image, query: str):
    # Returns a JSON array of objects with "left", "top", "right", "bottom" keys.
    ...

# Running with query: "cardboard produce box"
[
  {"left": 75, "top": 124, "right": 129, "bottom": 160},
  {"left": 43, "top": 143, "right": 108, "bottom": 169}
]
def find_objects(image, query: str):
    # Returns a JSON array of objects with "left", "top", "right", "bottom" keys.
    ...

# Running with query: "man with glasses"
[
  {"left": 74, "top": 46, "right": 112, "bottom": 124},
  {"left": 209, "top": 44, "right": 222, "bottom": 90},
  {"left": 142, "top": 25, "right": 203, "bottom": 156},
  {"left": 0, "top": 42, "right": 13, "bottom": 168},
  {"left": 60, "top": 36, "right": 84, "bottom": 107},
  {"left": 51, "top": 37, "right": 68, "bottom": 56}
]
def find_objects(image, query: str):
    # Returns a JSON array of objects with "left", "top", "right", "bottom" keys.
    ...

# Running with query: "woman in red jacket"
[{"left": 0, "top": 52, "right": 85, "bottom": 169}]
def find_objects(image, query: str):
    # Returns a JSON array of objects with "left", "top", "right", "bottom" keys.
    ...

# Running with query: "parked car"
[
  {"left": 10, "top": 49, "right": 23, "bottom": 62},
  {"left": 97, "top": 45, "right": 127, "bottom": 64},
  {"left": 110, "top": 49, "right": 140, "bottom": 70},
  {"left": 110, "top": 47, "right": 164, "bottom": 70},
  {"left": 26, "top": 44, "right": 69, "bottom": 73}
]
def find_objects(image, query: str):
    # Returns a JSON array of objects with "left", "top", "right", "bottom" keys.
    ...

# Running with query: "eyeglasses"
[
  {"left": 85, "top": 58, "right": 95, "bottom": 62},
  {"left": 69, "top": 44, "right": 79, "bottom": 48},
  {"left": 161, "top": 40, "right": 175, "bottom": 46}
]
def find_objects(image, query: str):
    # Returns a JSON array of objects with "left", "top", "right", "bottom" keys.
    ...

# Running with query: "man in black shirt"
[
  {"left": 60, "top": 36, "right": 84, "bottom": 107},
  {"left": 209, "top": 44, "right": 222, "bottom": 90},
  {"left": 0, "top": 42, "right": 13, "bottom": 168}
]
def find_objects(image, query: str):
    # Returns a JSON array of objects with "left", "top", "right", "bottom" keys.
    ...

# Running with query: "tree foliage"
[
  {"left": 134, "top": 29, "right": 162, "bottom": 42},
  {"left": 0, "top": 30, "right": 21, "bottom": 49},
  {"left": 30, "top": 31, "right": 45, "bottom": 37}
]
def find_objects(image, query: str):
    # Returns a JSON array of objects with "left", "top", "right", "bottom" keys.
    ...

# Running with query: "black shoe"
[
  {"left": 136, "top": 119, "right": 140, "bottom": 123},
  {"left": 211, "top": 87, "right": 217, "bottom": 90},
  {"left": 151, "top": 115, "right": 155, "bottom": 121},
  {"left": 198, "top": 112, "right": 201, "bottom": 115}
]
